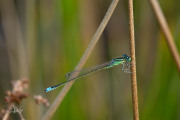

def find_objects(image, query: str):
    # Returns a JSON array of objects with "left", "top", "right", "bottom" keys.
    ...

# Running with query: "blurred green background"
[{"left": 0, "top": 0, "right": 179, "bottom": 119}]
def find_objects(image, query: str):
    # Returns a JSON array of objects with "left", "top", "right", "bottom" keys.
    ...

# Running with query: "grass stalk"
[
  {"left": 128, "top": 0, "right": 139, "bottom": 120},
  {"left": 150, "top": 0, "right": 180, "bottom": 73},
  {"left": 42, "top": 0, "right": 119, "bottom": 119}
]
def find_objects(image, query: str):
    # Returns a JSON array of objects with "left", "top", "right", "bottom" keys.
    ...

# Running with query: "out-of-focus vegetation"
[{"left": 0, "top": 0, "right": 179, "bottom": 119}]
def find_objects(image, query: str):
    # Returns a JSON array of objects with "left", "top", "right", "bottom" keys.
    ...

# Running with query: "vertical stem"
[
  {"left": 150, "top": 0, "right": 180, "bottom": 73},
  {"left": 128, "top": 0, "right": 139, "bottom": 120}
]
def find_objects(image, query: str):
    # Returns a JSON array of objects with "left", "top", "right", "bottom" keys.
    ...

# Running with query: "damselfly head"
[{"left": 122, "top": 54, "right": 131, "bottom": 62}]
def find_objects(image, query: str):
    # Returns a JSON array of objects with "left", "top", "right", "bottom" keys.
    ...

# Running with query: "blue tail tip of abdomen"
[{"left": 45, "top": 87, "right": 53, "bottom": 92}]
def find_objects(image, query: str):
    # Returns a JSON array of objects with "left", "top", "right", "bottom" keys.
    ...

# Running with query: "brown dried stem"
[
  {"left": 2, "top": 78, "right": 29, "bottom": 120},
  {"left": 42, "top": 0, "right": 119, "bottom": 119},
  {"left": 2, "top": 104, "right": 13, "bottom": 120},
  {"left": 14, "top": 106, "right": 25, "bottom": 120},
  {"left": 128, "top": 0, "right": 139, "bottom": 120},
  {"left": 150, "top": 0, "right": 180, "bottom": 73}
]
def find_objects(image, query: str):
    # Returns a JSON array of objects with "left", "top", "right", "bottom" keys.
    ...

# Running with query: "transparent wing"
[
  {"left": 65, "top": 61, "right": 112, "bottom": 81},
  {"left": 45, "top": 61, "right": 112, "bottom": 92}
]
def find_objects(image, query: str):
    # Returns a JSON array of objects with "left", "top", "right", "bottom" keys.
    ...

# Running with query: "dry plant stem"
[
  {"left": 150, "top": 0, "right": 180, "bottom": 73},
  {"left": 3, "top": 104, "right": 13, "bottom": 120},
  {"left": 42, "top": 0, "right": 119, "bottom": 119},
  {"left": 3, "top": 104, "right": 25, "bottom": 120},
  {"left": 128, "top": 0, "right": 139, "bottom": 120},
  {"left": 14, "top": 106, "right": 25, "bottom": 120}
]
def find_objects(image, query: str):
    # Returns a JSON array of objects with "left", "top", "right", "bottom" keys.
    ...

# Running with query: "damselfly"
[{"left": 45, "top": 54, "right": 132, "bottom": 92}]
